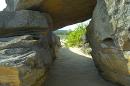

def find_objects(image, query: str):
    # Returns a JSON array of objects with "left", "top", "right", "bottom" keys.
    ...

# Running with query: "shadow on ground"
[{"left": 43, "top": 48, "right": 118, "bottom": 86}]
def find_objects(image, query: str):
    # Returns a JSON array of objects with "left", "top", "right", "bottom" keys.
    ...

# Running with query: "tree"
[{"left": 65, "top": 24, "right": 87, "bottom": 47}]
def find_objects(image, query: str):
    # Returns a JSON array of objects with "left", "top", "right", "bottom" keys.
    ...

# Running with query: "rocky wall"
[
  {"left": 88, "top": 0, "right": 130, "bottom": 86},
  {"left": 0, "top": 32, "right": 60, "bottom": 86}
]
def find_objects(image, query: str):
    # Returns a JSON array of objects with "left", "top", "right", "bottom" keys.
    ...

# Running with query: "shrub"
[{"left": 65, "top": 24, "right": 87, "bottom": 47}]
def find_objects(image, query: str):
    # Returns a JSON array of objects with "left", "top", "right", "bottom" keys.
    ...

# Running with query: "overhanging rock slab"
[{"left": 4, "top": 0, "right": 96, "bottom": 29}]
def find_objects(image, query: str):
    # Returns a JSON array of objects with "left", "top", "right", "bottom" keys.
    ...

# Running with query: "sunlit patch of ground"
[{"left": 69, "top": 47, "right": 91, "bottom": 58}]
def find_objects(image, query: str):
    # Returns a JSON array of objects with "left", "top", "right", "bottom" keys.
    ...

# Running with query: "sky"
[
  {"left": 0, "top": 0, "right": 91, "bottom": 30},
  {"left": 59, "top": 19, "right": 91, "bottom": 31},
  {"left": 0, "top": 0, "right": 6, "bottom": 11}
]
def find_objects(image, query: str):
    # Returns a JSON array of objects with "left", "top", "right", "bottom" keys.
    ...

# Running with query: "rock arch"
[{"left": 0, "top": 0, "right": 130, "bottom": 86}]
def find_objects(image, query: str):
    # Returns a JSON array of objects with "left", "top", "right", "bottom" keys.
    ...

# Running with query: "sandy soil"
[{"left": 44, "top": 48, "right": 118, "bottom": 86}]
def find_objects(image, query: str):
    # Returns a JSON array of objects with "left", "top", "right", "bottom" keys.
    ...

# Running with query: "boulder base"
[{"left": 0, "top": 34, "right": 56, "bottom": 86}]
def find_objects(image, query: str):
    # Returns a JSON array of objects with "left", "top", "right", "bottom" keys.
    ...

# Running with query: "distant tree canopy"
[
  {"left": 54, "top": 30, "right": 70, "bottom": 35},
  {"left": 65, "top": 24, "right": 87, "bottom": 47}
]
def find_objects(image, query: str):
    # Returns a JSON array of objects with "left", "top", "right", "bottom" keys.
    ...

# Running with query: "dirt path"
[{"left": 44, "top": 48, "right": 118, "bottom": 86}]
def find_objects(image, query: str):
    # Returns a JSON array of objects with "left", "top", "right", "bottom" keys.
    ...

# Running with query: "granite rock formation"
[
  {"left": 0, "top": 0, "right": 63, "bottom": 85},
  {"left": 87, "top": 0, "right": 130, "bottom": 86},
  {"left": 0, "top": 10, "right": 51, "bottom": 37},
  {"left": 0, "top": 33, "right": 60, "bottom": 86},
  {"left": 1, "top": 0, "right": 130, "bottom": 86},
  {"left": 4, "top": 0, "right": 96, "bottom": 29}
]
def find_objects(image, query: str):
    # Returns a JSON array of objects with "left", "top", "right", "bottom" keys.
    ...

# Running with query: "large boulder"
[
  {"left": 0, "top": 34, "right": 53, "bottom": 86},
  {"left": 4, "top": 0, "right": 96, "bottom": 29},
  {"left": 88, "top": 0, "right": 130, "bottom": 86},
  {"left": 0, "top": 10, "right": 51, "bottom": 37}
]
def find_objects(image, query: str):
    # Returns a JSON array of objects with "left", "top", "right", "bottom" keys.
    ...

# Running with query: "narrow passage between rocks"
[{"left": 44, "top": 48, "right": 118, "bottom": 86}]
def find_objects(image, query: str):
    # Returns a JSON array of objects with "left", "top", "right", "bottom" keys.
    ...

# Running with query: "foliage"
[{"left": 65, "top": 24, "right": 87, "bottom": 47}]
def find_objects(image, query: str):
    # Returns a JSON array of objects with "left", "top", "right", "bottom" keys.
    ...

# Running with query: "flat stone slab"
[{"left": 0, "top": 10, "right": 51, "bottom": 37}]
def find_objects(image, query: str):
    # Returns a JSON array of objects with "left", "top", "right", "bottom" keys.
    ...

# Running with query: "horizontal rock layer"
[
  {"left": 88, "top": 0, "right": 130, "bottom": 86},
  {"left": 0, "top": 10, "right": 52, "bottom": 37}
]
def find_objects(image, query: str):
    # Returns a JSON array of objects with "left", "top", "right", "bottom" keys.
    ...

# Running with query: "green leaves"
[{"left": 65, "top": 24, "right": 87, "bottom": 47}]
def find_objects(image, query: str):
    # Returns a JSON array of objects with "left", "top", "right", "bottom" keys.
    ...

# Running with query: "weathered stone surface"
[
  {"left": 50, "top": 32, "right": 61, "bottom": 59},
  {"left": 4, "top": 0, "right": 43, "bottom": 11},
  {"left": 0, "top": 34, "right": 54, "bottom": 86},
  {"left": 0, "top": 10, "right": 51, "bottom": 37},
  {"left": 4, "top": 0, "right": 96, "bottom": 29},
  {"left": 47, "top": 32, "right": 61, "bottom": 60},
  {"left": 4, "top": 0, "right": 19, "bottom": 11},
  {"left": 0, "top": 67, "right": 20, "bottom": 86},
  {"left": 3, "top": 0, "right": 130, "bottom": 86},
  {"left": 88, "top": 0, "right": 130, "bottom": 86},
  {"left": 40, "top": 0, "right": 96, "bottom": 29}
]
